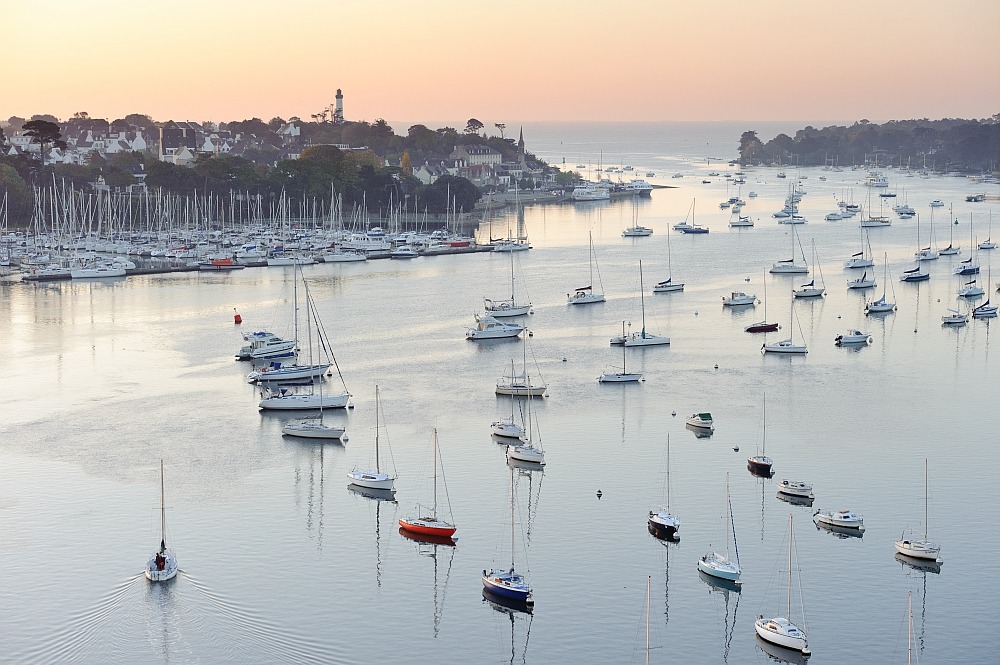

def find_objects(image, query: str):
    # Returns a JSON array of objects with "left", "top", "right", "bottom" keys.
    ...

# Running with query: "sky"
[{"left": 2, "top": 0, "right": 998, "bottom": 126}]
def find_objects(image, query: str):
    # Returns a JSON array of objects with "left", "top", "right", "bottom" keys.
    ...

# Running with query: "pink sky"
[{"left": 3, "top": 0, "right": 998, "bottom": 124}]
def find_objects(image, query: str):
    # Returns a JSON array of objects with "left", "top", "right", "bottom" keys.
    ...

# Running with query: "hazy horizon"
[{"left": 3, "top": 0, "right": 997, "bottom": 124}]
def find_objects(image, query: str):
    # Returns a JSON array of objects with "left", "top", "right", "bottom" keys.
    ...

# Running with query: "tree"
[
  {"left": 23, "top": 120, "right": 66, "bottom": 166},
  {"left": 72, "top": 111, "right": 90, "bottom": 119},
  {"left": 494, "top": 123, "right": 506, "bottom": 139},
  {"left": 465, "top": 118, "right": 484, "bottom": 135},
  {"left": 268, "top": 117, "right": 285, "bottom": 130},
  {"left": 401, "top": 150, "right": 413, "bottom": 175}
]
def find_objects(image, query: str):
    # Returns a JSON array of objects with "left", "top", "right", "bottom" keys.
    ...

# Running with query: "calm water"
[{"left": 2, "top": 123, "right": 999, "bottom": 663}]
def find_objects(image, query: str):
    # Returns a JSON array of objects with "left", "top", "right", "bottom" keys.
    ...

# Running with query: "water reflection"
[
  {"left": 699, "top": 570, "right": 741, "bottom": 662},
  {"left": 510, "top": 459, "right": 544, "bottom": 544},
  {"left": 685, "top": 422, "right": 714, "bottom": 438},
  {"left": 398, "top": 528, "right": 456, "bottom": 638},
  {"left": 894, "top": 552, "right": 942, "bottom": 575},
  {"left": 348, "top": 484, "right": 397, "bottom": 588},
  {"left": 482, "top": 589, "right": 534, "bottom": 664},
  {"left": 813, "top": 520, "right": 865, "bottom": 539},
  {"left": 755, "top": 634, "right": 811, "bottom": 664},
  {"left": 775, "top": 491, "right": 815, "bottom": 508}
]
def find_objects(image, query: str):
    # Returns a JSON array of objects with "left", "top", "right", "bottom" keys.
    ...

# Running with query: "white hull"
[
  {"left": 495, "top": 384, "right": 546, "bottom": 397},
  {"left": 843, "top": 258, "right": 874, "bottom": 269},
  {"left": 507, "top": 443, "right": 544, "bottom": 464},
  {"left": 762, "top": 340, "right": 807, "bottom": 354},
  {"left": 247, "top": 363, "right": 330, "bottom": 383},
  {"left": 321, "top": 252, "right": 367, "bottom": 263},
  {"left": 792, "top": 288, "right": 824, "bottom": 298},
  {"left": 599, "top": 372, "right": 642, "bottom": 383},
  {"left": 347, "top": 469, "right": 395, "bottom": 490},
  {"left": 568, "top": 292, "right": 605, "bottom": 304},
  {"left": 777, "top": 480, "right": 814, "bottom": 499},
  {"left": 486, "top": 303, "right": 531, "bottom": 318},
  {"left": 467, "top": 328, "right": 522, "bottom": 339},
  {"left": 491, "top": 420, "right": 525, "bottom": 439},
  {"left": 894, "top": 538, "right": 941, "bottom": 561},
  {"left": 144, "top": 551, "right": 178, "bottom": 582},
  {"left": 755, "top": 617, "right": 809, "bottom": 653},
  {"left": 770, "top": 264, "right": 809, "bottom": 274},
  {"left": 847, "top": 278, "right": 876, "bottom": 289},
  {"left": 282, "top": 422, "right": 345, "bottom": 439},
  {"left": 698, "top": 554, "right": 741, "bottom": 582},
  {"left": 259, "top": 392, "right": 351, "bottom": 410},
  {"left": 813, "top": 510, "right": 864, "bottom": 530},
  {"left": 653, "top": 281, "right": 684, "bottom": 293},
  {"left": 72, "top": 266, "right": 127, "bottom": 279},
  {"left": 623, "top": 333, "right": 670, "bottom": 347}
]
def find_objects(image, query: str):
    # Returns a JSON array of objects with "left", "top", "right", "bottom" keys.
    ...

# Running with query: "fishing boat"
[
  {"left": 567, "top": 231, "right": 605, "bottom": 304},
  {"left": 483, "top": 467, "right": 534, "bottom": 605},
  {"left": 648, "top": 434, "right": 680, "bottom": 541},
  {"left": 698, "top": 474, "right": 742, "bottom": 583},
  {"left": 599, "top": 322, "right": 643, "bottom": 383},
  {"left": 894, "top": 459, "right": 941, "bottom": 562},
  {"left": 399, "top": 428, "right": 457, "bottom": 539},
  {"left": 144, "top": 460, "right": 178, "bottom": 582},
  {"left": 747, "top": 395, "right": 774, "bottom": 477},
  {"left": 346, "top": 386, "right": 397, "bottom": 492},
  {"left": 754, "top": 515, "right": 810, "bottom": 655},
  {"left": 723, "top": 291, "right": 756, "bottom": 307}
]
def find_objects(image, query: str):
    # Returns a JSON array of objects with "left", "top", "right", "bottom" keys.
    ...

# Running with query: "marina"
[{"left": 1, "top": 122, "right": 998, "bottom": 663}]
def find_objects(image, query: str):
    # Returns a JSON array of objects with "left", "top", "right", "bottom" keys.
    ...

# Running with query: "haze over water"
[{"left": 2, "top": 122, "right": 998, "bottom": 663}]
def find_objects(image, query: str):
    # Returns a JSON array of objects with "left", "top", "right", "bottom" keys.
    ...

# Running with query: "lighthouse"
[{"left": 333, "top": 88, "right": 344, "bottom": 124}]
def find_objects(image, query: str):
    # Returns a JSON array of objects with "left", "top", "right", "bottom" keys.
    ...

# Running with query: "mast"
[
  {"left": 666, "top": 434, "right": 671, "bottom": 512},
  {"left": 374, "top": 386, "right": 381, "bottom": 474},
  {"left": 786, "top": 514, "right": 793, "bottom": 619},
  {"left": 645, "top": 575, "right": 651, "bottom": 665},
  {"left": 924, "top": 458, "right": 928, "bottom": 541},
  {"left": 589, "top": 231, "right": 594, "bottom": 290},
  {"left": 639, "top": 261, "right": 646, "bottom": 337},
  {"left": 907, "top": 591, "right": 913, "bottom": 665},
  {"left": 509, "top": 467, "right": 515, "bottom": 570},
  {"left": 432, "top": 428, "right": 438, "bottom": 519},
  {"left": 159, "top": 460, "right": 166, "bottom": 552},
  {"left": 509, "top": 251, "right": 516, "bottom": 303},
  {"left": 727, "top": 473, "right": 740, "bottom": 568}
]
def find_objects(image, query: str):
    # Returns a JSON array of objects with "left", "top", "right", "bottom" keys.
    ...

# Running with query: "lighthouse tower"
[{"left": 333, "top": 89, "right": 344, "bottom": 124}]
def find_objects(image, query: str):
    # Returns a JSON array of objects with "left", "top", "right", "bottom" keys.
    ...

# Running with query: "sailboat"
[
  {"left": 599, "top": 322, "right": 643, "bottom": 382},
  {"left": 491, "top": 396, "right": 526, "bottom": 439},
  {"left": 346, "top": 385, "right": 397, "bottom": 492},
  {"left": 914, "top": 209, "right": 939, "bottom": 261},
  {"left": 939, "top": 205, "right": 960, "bottom": 255},
  {"left": 485, "top": 250, "right": 531, "bottom": 317},
  {"left": 399, "top": 428, "right": 457, "bottom": 540},
  {"left": 698, "top": 473, "right": 742, "bottom": 583},
  {"left": 496, "top": 335, "right": 546, "bottom": 396},
  {"left": 762, "top": 293, "right": 807, "bottom": 354},
  {"left": 754, "top": 514, "right": 810, "bottom": 655},
  {"left": 248, "top": 268, "right": 332, "bottom": 384},
  {"left": 507, "top": 381, "right": 545, "bottom": 465},
  {"left": 648, "top": 433, "right": 680, "bottom": 540},
  {"left": 614, "top": 261, "right": 670, "bottom": 346},
  {"left": 866, "top": 253, "right": 897, "bottom": 314},
  {"left": 953, "top": 216, "right": 980, "bottom": 275},
  {"left": 843, "top": 229, "right": 874, "bottom": 268},
  {"left": 653, "top": 219, "right": 684, "bottom": 292},
  {"left": 144, "top": 460, "right": 178, "bottom": 582},
  {"left": 746, "top": 272, "right": 780, "bottom": 333},
  {"left": 747, "top": 394, "right": 774, "bottom": 477},
  {"left": 895, "top": 459, "right": 942, "bottom": 561},
  {"left": 792, "top": 240, "right": 825, "bottom": 297},
  {"left": 979, "top": 212, "right": 996, "bottom": 250},
  {"left": 483, "top": 467, "right": 534, "bottom": 606},
  {"left": 567, "top": 231, "right": 605, "bottom": 304},
  {"left": 769, "top": 224, "right": 809, "bottom": 274},
  {"left": 621, "top": 196, "right": 653, "bottom": 236}
]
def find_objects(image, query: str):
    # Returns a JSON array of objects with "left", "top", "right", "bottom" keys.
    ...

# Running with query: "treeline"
[{"left": 738, "top": 116, "right": 1000, "bottom": 171}]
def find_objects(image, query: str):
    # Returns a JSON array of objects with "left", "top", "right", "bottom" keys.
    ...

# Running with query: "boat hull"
[
  {"left": 486, "top": 304, "right": 531, "bottom": 318},
  {"left": 398, "top": 517, "right": 456, "bottom": 538},
  {"left": 745, "top": 322, "right": 780, "bottom": 333},
  {"left": 748, "top": 456, "right": 773, "bottom": 476},
  {"left": 755, "top": 617, "right": 809, "bottom": 654},
  {"left": 598, "top": 372, "right": 642, "bottom": 383},
  {"left": 482, "top": 569, "right": 533, "bottom": 604},
  {"left": 507, "top": 444, "right": 545, "bottom": 464},
  {"left": 894, "top": 539, "right": 941, "bottom": 560},
  {"left": 347, "top": 470, "right": 395, "bottom": 490},
  {"left": 698, "top": 555, "right": 741, "bottom": 581},
  {"left": 495, "top": 384, "right": 546, "bottom": 397},
  {"left": 623, "top": 334, "right": 670, "bottom": 347},
  {"left": 491, "top": 420, "right": 524, "bottom": 439},
  {"left": 281, "top": 422, "right": 345, "bottom": 439},
  {"left": 259, "top": 392, "right": 350, "bottom": 410},
  {"left": 144, "top": 552, "right": 178, "bottom": 582}
]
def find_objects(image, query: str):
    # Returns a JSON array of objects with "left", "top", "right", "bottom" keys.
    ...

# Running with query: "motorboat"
[
  {"left": 813, "top": 509, "right": 864, "bottom": 531},
  {"left": 834, "top": 330, "right": 871, "bottom": 345},
  {"left": 684, "top": 412, "right": 714, "bottom": 431},
  {"left": 466, "top": 315, "right": 523, "bottom": 340},
  {"left": 824, "top": 212, "right": 843, "bottom": 221},
  {"left": 622, "top": 225, "right": 653, "bottom": 237},
  {"left": 722, "top": 291, "right": 756, "bottom": 306},
  {"left": 389, "top": 246, "right": 419, "bottom": 259},
  {"left": 729, "top": 215, "right": 754, "bottom": 227},
  {"left": 236, "top": 331, "right": 297, "bottom": 360},
  {"left": 571, "top": 184, "right": 610, "bottom": 201},
  {"left": 929, "top": 199, "right": 945, "bottom": 207},
  {"left": 777, "top": 480, "right": 814, "bottom": 499}
]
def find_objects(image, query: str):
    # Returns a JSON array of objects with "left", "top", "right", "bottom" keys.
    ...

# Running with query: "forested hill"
[{"left": 738, "top": 117, "right": 999, "bottom": 172}]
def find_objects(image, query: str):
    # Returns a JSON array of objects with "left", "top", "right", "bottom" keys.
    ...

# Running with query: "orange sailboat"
[{"left": 399, "top": 428, "right": 457, "bottom": 541}]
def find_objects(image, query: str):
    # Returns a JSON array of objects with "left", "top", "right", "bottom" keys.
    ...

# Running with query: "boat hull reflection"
[{"left": 398, "top": 527, "right": 456, "bottom": 547}]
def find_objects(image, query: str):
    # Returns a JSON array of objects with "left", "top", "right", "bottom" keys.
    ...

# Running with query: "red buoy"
[{"left": 234, "top": 308, "right": 242, "bottom": 325}]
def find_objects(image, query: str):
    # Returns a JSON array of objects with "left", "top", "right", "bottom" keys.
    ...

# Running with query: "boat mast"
[
  {"left": 907, "top": 591, "right": 913, "bottom": 665},
  {"left": 645, "top": 575, "right": 651, "bottom": 665},
  {"left": 159, "top": 459, "right": 166, "bottom": 552},
  {"left": 509, "top": 467, "right": 515, "bottom": 570},
  {"left": 432, "top": 428, "right": 438, "bottom": 519},
  {"left": 589, "top": 231, "right": 594, "bottom": 291},
  {"left": 639, "top": 261, "right": 646, "bottom": 337},
  {"left": 924, "top": 458, "right": 928, "bottom": 541},
  {"left": 786, "top": 514, "right": 793, "bottom": 620},
  {"left": 666, "top": 434, "right": 671, "bottom": 512},
  {"left": 374, "top": 385, "right": 381, "bottom": 474},
  {"left": 509, "top": 251, "right": 515, "bottom": 302},
  {"left": 727, "top": 473, "right": 740, "bottom": 568}
]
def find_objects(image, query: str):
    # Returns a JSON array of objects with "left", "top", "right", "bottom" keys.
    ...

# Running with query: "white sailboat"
[
  {"left": 485, "top": 250, "right": 531, "bottom": 318},
  {"left": 754, "top": 514, "right": 810, "bottom": 655},
  {"left": 698, "top": 473, "right": 742, "bottom": 583},
  {"left": 770, "top": 224, "right": 809, "bottom": 274},
  {"left": 654, "top": 219, "right": 684, "bottom": 292},
  {"left": 792, "top": 240, "right": 825, "bottom": 298},
  {"left": 346, "top": 386, "right": 397, "bottom": 492},
  {"left": 144, "top": 460, "right": 178, "bottom": 582},
  {"left": 567, "top": 231, "right": 606, "bottom": 304},
  {"left": 507, "top": 381, "right": 545, "bottom": 465},
  {"left": 895, "top": 458, "right": 942, "bottom": 562},
  {"left": 866, "top": 253, "right": 897, "bottom": 314},
  {"left": 914, "top": 209, "right": 939, "bottom": 261},
  {"left": 762, "top": 293, "right": 807, "bottom": 354},
  {"left": 599, "top": 322, "right": 643, "bottom": 382},
  {"left": 615, "top": 262, "right": 670, "bottom": 346}
]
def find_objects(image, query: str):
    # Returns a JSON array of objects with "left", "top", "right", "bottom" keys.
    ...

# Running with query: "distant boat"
[
  {"left": 746, "top": 272, "right": 779, "bottom": 333},
  {"left": 834, "top": 329, "right": 871, "bottom": 346},
  {"left": 747, "top": 394, "right": 774, "bottom": 477},
  {"left": 599, "top": 322, "right": 643, "bottom": 383},
  {"left": 619, "top": 262, "right": 670, "bottom": 346},
  {"left": 648, "top": 434, "right": 680, "bottom": 541},
  {"left": 685, "top": 412, "right": 714, "bottom": 431},
  {"left": 483, "top": 467, "right": 534, "bottom": 606},
  {"left": 813, "top": 509, "right": 864, "bottom": 531},
  {"left": 485, "top": 250, "right": 531, "bottom": 318},
  {"left": 654, "top": 218, "right": 684, "bottom": 292},
  {"left": 567, "top": 231, "right": 606, "bottom": 304},
  {"left": 466, "top": 314, "right": 524, "bottom": 340},
  {"left": 777, "top": 479, "right": 814, "bottom": 500},
  {"left": 769, "top": 224, "right": 809, "bottom": 274},
  {"left": 723, "top": 291, "right": 756, "bottom": 307},
  {"left": 762, "top": 294, "right": 807, "bottom": 354}
]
